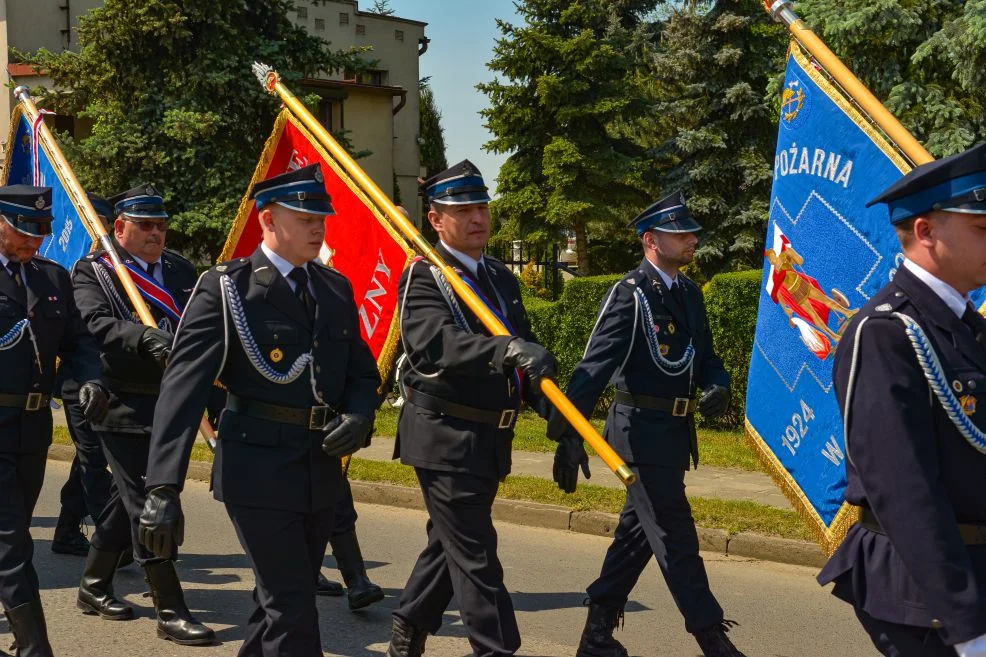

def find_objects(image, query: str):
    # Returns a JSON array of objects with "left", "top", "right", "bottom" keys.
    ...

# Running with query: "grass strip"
[
  {"left": 374, "top": 406, "right": 761, "bottom": 472},
  {"left": 52, "top": 422, "right": 798, "bottom": 539}
]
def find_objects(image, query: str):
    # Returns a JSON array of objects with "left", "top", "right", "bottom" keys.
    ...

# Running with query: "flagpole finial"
[
  {"left": 252, "top": 62, "right": 280, "bottom": 95},
  {"left": 766, "top": 0, "right": 797, "bottom": 25},
  {"left": 13, "top": 86, "right": 31, "bottom": 102}
]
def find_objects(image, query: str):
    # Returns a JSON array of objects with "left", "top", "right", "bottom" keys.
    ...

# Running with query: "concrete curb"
[{"left": 46, "top": 446, "right": 825, "bottom": 569}]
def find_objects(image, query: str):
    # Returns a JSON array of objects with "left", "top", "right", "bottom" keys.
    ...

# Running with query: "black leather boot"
[
  {"left": 77, "top": 547, "right": 134, "bottom": 620},
  {"left": 316, "top": 571, "right": 344, "bottom": 596},
  {"left": 386, "top": 615, "right": 427, "bottom": 657},
  {"left": 692, "top": 620, "right": 747, "bottom": 657},
  {"left": 4, "top": 599, "right": 54, "bottom": 657},
  {"left": 575, "top": 601, "right": 628, "bottom": 657},
  {"left": 51, "top": 514, "right": 89, "bottom": 556},
  {"left": 330, "top": 530, "right": 384, "bottom": 610},
  {"left": 143, "top": 561, "right": 216, "bottom": 646}
]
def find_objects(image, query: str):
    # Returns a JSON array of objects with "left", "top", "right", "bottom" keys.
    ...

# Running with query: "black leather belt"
[
  {"left": 406, "top": 388, "right": 515, "bottom": 429},
  {"left": 105, "top": 377, "right": 160, "bottom": 396},
  {"left": 0, "top": 393, "right": 51, "bottom": 411},
  {"left": 614, "top": 390, "right": 697, "bottom": 417},
  {"left": 226, "top": 393, "right": 337, "bottom": 430},
  {"left": 859, "top": 507, "right": 986, "bottom": 546}
]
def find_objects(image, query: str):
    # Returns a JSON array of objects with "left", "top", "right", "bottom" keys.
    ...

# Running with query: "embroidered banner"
[
  {"left": 1, "top": 106, "right": 96, "bottom": 269},
  {"left": 747, "top": 43, "right": 919, "bottom": 553},
  {"left": 220, "top": 109, "right": 414, "bottom": 383}
]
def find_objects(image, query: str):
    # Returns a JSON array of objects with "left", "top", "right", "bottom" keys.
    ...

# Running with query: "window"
[
  {"left": 339, "top": 12, "right": 349, "bottom": 25},
  {"left": 356, "top": 24, "right": 366, "bottom": 36},
  {"left": 296, "top": 5, "right": 307, "bottom": 18},
  {"left": 395, "top": 29, "right": 404, "bottom": 42},
  {"left": 314, "top": 18, "right": 325, "bottom": 30}
]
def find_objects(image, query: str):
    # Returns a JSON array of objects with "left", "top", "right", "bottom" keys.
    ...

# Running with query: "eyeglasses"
[{"left": 128, "top": 220, "right": 169, "bottom": 233}]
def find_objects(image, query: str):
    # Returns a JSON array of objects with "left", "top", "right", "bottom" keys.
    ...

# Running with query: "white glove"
[{"left": 956, "top": 633, "right": 986, "bottom": 657}]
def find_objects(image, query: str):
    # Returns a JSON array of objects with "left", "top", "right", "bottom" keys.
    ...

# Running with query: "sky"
[{"left": 383, "top": 0, "right": 523, "bottom": 196}]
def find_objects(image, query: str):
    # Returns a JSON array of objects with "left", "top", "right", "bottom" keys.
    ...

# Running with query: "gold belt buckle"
[
  {"left": 672, "top": 397, "right": 690, "bottom": 417},
  {"left": 25, "top": 393, "right": 43, "bottom": 412},
  {"left": 498, "top": 409, "right": 515, "bottom": 429}
]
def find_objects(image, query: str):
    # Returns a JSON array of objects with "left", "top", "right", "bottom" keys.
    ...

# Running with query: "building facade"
[{"left": 0, "top": 0, "right": 427, "bottom": 222}]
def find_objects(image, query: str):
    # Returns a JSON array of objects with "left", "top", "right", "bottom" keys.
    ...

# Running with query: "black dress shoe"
[
  {"left": 330, "top": 530, "right": 385, "bottom": 610},
  {"left": 316, "top": 572, "right": 344, "bottom": 597},
  {"left": 77, "top": 547, "right": 134, "bottom": 620},
  {"left": 51, "top": 523, "right": 90, "bottom": 556},
  {"left": 143, "top": 561, "right": 216, "bottom": 646}
]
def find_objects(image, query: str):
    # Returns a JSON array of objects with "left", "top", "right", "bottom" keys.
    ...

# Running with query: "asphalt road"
[{"left": 8, "top": 460, "right": 875, "bottom": 657}]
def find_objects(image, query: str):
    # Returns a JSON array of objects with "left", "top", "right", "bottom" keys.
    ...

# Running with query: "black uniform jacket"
[
  {"left": 395, "top": 244, "right": 539, "bottom": 481},
  {"left": 819, "top": 265, "right": 986, "bottom": 645},
  {"left": 563, "top": 259, "right": 729, "bottom": 470},
  {"left": 145, "top": 247, "right": 380, "bottom": 513},
  {"left": 0, "top": 256, "right": 100, "bottom": 453},
  {"left": 72, "top": 247, "right": 197, "bottom": 433}
]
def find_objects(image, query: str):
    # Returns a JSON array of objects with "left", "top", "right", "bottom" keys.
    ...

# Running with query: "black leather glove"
[
  {"left": 78, "top": 382, "right": 109, "bottom": 425},
  {"left": 503, "top": 339, "right": 558, "bottom": 392},
  {"left": 553, "top": 433, "right": 591, "bottom": 494},
  {"left": 545, "top": 406, "right": 570, "bottom": 442},
  {"left": 321, "top": 413, "right": 372, "bottom": 459},
  {"left": 138, "top": 327, "right": 174, "bottom": 369},
  {"left": 698, "top": 384, "right": 730, "bottom": 419},
  {"left": 138, "top": 486, "right": 184, "bottom": 559}
]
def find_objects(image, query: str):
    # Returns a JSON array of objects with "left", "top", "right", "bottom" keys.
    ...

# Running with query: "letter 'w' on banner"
[
  {"left": 746, "top": 42, "right": 925, "bottom": 554},
  {"left": 219, "top": 108, "right": 415, "bottom": 383},
  {"left": 0, "top": 105, "right": 96, "bottom": 269}
]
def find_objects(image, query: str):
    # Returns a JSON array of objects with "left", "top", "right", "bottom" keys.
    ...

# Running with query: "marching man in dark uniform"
[
  {"left": 71, "top": 184, "right": 214, "bottom": 644},
  {"left": 136, "top": 163, "right": 381, "bottom": 657},
  {"left": 387, "top": 160, "right": 557, "bottom": 657},
  {"left": 818, "top": 143, "right": 986, "bottom": 656},
  {"left": 0, "top": 185, "right": 108, "bottom": 657},
  {"left": 50, "top": 194, "right": 124, "bottom": 558},
  {"left": 549, "top": 192, "right": 744, "bottom": 657}
]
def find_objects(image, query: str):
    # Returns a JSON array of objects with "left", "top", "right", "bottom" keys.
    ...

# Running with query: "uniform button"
[
  {"left": 895, "top": 291, "right": 904, "bottom": 297},
  {"left": 28, "top": 311, "right": 34, "bottom": 319},
  {"left": 931, "top": 619, "right": 943, "bottom": 629},
  {"left": 313, "top": 340, "right": 319, "bottom": 348},
  {"left": 273, "top": 334, "right": 279, "bottom": 340},
  {"left": 316, "top": 365, "right": 322, "bottom": 373},
  {"left": 342, "top": 329, "right": 348, "bottom": 336},
  {"left": 241, "top": 432, "right": 247, "bottom": 438},
  {"left": 970, "top": 380, "right": 978, "bottom": 390}
]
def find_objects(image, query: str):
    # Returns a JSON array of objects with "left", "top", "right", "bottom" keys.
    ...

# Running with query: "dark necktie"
[
  {"left": 670, "top": 280, "right": 685, "bottom": 307},
  {"left": 6, "top": 261, "right": 23, "bottom": 288},
  {"left": 288, "top": 266, "right": 316, "bottom": 322},
  {"left": 476, "top": 262, "right": 497, "bottom": 303},
  {"left": 962, "top": 303, "right": 986, "bottom": 345},
  {"left": 145, "top": 261, "right": 157, "bottom": 280}
]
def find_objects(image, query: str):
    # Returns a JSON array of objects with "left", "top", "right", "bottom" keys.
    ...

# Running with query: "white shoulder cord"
[
  {"left": 398, "top": 260, "right": 442, "bottom": 379},
  {"left": 633, "top": 287, "right": 695, "bottom": 377},
  {"left": 92, "top": 260, "right": 139, "bottom": 323},
  {"left": 841, "top": 316, "right": 870, "bottom": 467}
]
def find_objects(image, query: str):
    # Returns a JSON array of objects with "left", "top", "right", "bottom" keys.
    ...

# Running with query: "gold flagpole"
[
  {"left": 252, "top": 63, "right": 635, "bottom": 487},
  {"left": 764, "top": 0, "right": 933, "bottom": 166},
  {"left": 13, "top": 86, "right": 217, "bottom": 448}
]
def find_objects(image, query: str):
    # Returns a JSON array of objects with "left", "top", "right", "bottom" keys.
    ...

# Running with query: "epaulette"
[
  {"left": 619, "top": 268, "right": 646, "bottom": 288},
  {"left": 31, "top": 255, "right": 70, "bottom": 275},
  {"left": 80, "top": 251, "right": 102, "bottom": 263},
  {"left": 484, "top": 253, "right": 504, "bottom": 267},
  {"left": 312, "top": 261, "right": 353, "bottom": 289},
  {"left": 163, "top": 248, "right": 194, "bottom": 267},
  {"left": 871, "top": 288, "right": 909, "bottom": 314},
  {"left": 211, "top": 257, "right": 250, "bottom": 275},
  {"left": 678, "top": 272, "right": 699, "bottom": 291}
]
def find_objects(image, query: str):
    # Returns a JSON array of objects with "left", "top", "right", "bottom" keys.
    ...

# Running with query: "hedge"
[{"left": 523, "top": 268, "right": 762, "bottom": 427}]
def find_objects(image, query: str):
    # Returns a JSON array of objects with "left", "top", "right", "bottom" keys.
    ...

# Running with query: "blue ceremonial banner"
[
  {"left": 745, "top": 44, "right": 916, "bottom": 553},
  {"left": 1, "top": 106, "right": 95, "bottom": 269}
]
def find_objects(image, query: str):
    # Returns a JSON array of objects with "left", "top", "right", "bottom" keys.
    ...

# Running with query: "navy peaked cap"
[
  {"left": 250, "top": 163, "right": 335, "bottom": 216},
  {"left": 421, "top": 159, "right": 491, "bottom": 206},
  {"left": 868, "top": 142, "right": 986, "bottom": 224},
  {"left": 109, "top": 183, "right": 169, "bottom": 220},
  {"left": 629, "top": 191, "right": 702, "bottom": 235},
  {"left": 0, "top": 185, "right": 53, "bottom": 237}
]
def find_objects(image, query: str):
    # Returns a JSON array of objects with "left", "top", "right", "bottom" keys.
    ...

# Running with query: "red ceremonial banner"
[{"left": 220, "top": 109, "right": 414, "bottom": 382}]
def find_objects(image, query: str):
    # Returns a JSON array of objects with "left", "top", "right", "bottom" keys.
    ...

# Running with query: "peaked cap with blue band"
[
  {"left": 0, "top": 185, "right": 53, "bottom": 237},
  {"left": 421, "top": 159, "right": 491, "bottom": 206},
  {"left": 109, "top": 183, "right": 169, "bottom": 220},
  {"left": 629, "top": 190, "right": 702, "bottom": 235},
  {"left": 86, "top": 192, "right": 113, "bottom": 221},
  {"left": 868, "top": 141, "right": 986, "bottom": 224},
  {"left": 250, "top": 163, "right": 335, "bottom": 216}
]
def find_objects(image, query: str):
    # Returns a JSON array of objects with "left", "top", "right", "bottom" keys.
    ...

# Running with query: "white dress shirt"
[
  {"left": 261, "top": 242, "right": 314, "bottom": 295},
  {"left": 645, "top": 257, "right": 678, "bottom": 289},
  {"left": 131, "top": 255, "right": 164, "bottom": 285},
  {"left": 902, "top": 258, "right": 969, "bottom": 318}
]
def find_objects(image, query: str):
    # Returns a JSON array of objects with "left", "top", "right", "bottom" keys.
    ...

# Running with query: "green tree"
[
  {"left": 480, "top": 0, "right": 659, "bottom": 274},
  {"left": 367, "top": 0, "right": 396, "bottom": 16},
  {"left": 643, "top": 0, "right": 786, "bottom": 275},
  {"left": 797, "top": 0, "right": 986, "bottom": 157},
  {"left": 26, "top": 0, "right": 363, "bottom": 258},
  {"left": 418, "top": 77, "right": 448, "bottom": 178}
]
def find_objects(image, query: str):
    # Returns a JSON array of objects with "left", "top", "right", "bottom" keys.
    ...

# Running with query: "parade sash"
[
  {"left": 745, "top": 43, "right": 914, "bottom": 553},
  {"left": 97, "top": 255, "right": 184, "bottom": 324},
  {"left": 1, "top": 106, "right": 96, "bottom": 269},
  {"left": 221, "top": 109, "right": 414, "bottom": 384}
]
